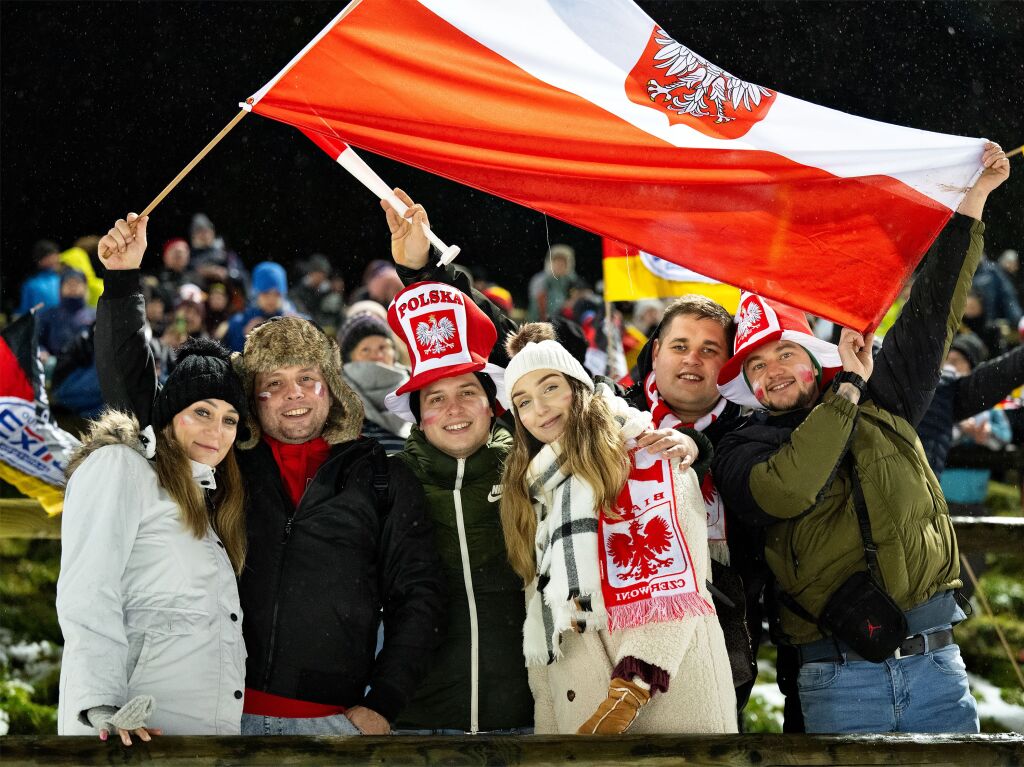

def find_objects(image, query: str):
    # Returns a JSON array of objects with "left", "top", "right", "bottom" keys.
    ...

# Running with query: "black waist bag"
[
  {"left": 819, "top": 570, "right": 907, "bottom": 662},
  {"left": 784, "top": 451, "right": 907, "bottom": 663}
]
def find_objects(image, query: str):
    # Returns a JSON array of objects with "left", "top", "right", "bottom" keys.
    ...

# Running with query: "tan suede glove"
[{"left": 577, "top": 677, "right": 651, "bottom": 734}]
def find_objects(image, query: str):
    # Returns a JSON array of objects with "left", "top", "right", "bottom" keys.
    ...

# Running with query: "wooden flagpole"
[
  {"left": 1006, "top": 143, "right": 1024, "bottom": 159},
  {"left": 137, "top": 108, "right": 249, "bottom": 219}
]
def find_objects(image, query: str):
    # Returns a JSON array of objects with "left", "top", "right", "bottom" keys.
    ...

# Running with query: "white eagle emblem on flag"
[
  {"left": 736, "top": 302, "right": 764, "bottom": 341},
  {"left": 415, "top": 314, "right": 457, "bottom": 356},
  {"left": 646, "top": 28, "right": 773, "bottom": 124}
]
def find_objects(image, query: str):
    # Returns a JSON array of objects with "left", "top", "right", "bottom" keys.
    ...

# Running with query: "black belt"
[{"left": 800, "top": 628, "right": 955, "bottom": 664}]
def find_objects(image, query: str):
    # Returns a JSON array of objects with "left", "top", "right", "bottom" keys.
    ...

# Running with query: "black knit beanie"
[
  {"left": 338, "top": 313, "right": 393, "bottom": 363},
  {"left": 152, "top": 337, "right": 247, "bottom": 433}
]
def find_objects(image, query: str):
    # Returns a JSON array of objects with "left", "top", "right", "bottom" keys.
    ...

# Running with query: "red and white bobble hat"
[
  {"left": 384, "top": 281, "right": 509, "bottom": 422},
  {"left": 717, "top": 291, "right": 842, "bottom": 409}
]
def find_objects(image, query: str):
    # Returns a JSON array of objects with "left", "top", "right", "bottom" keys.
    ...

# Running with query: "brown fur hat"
[{"left": 233, "top": 317, "right": 364, "bottom": 449}]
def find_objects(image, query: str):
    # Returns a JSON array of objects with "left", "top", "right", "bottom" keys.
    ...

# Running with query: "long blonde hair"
[
  {"left": 500, "top": 377, "right": 629, "bottom": 583},
  {"left": 154, "top": 425, "right": 247, "bottom": 574}
]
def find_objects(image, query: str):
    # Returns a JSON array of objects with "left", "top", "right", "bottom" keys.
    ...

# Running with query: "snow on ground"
[{"left": 969, "top": 673, "right": 1024, "bottom": 731}]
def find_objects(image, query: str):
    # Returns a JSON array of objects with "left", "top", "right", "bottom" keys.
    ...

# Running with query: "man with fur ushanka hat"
[
  {"left": 712, "top": 143, "right": 1008, "bottom": 735},
  {"left": 93, "top": 212, "right": 446, "bottom": 737}
]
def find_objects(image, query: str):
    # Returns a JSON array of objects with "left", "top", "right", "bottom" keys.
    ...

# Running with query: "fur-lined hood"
[
  {"left": 234, "top": 316, "right": 364, "bottom": 449},
  {"left": 65, "top": 410, "right": 148, "bottom": 481}
]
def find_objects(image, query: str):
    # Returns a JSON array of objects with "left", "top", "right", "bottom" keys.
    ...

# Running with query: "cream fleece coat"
[{"left": 526, "top": 398, "right": 737, "bottom": 733}]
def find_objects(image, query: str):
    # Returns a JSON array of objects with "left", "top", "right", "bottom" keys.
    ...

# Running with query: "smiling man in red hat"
[{"left": 712, "top": 142, "right": 1009, "bottom": 734}]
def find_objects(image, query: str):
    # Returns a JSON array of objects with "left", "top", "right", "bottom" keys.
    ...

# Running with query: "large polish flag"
[{"left": 245, "top": 0, "right": 985, "bottom": 331}]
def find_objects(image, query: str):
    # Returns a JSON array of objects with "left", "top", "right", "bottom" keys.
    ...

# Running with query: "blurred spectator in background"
[
  {"left": 17, "top": 239, "right": 62, "bottom": 316},
  {"left": 481, "top": 284, "right": 514, "bottom": 317},
  {"left": 204, "top": 282, "right": 231, "bottom": 338},
  {"left": 971, "top": 249, "right": 1022, "bottom": 328},
  {"left": 527, "top": 243, "right": 583, "bottom": 321},
  {"left": 998, "top": 248, "right": 1019, "bottom": 285},
  {"left": 162, "top": 294, "right": 209, "bottom": 348},
  {"left": 961, "top": 289, "right": 1009, "bottom": 358},
  {"left": 290, "top": 253, "right": 343, "bottom": 332},
  {"left": 60, "top": 236, "right": 104, "bottom": 307},
  {"left": 338, "top": 312, "right": 411, "bottom": 454},
  {"left": 141, "top": 277, "right": 169, "bottom": 336},
  {"left": 37, "top": 270, "right": 95, "bottom": 357},
  {"left": 51, "top": 326, "right": 104, "bottom": 420},
  {"left": 319, "top": 275, "right": 348, "bottom": 334},
  {"left": 622, "top": 299, "right": 665, "bottom": 373},
  {"left": 155, "top": 237, "right": 193, "bottom": 306},
  {"left": 349, "top": 259, "right": 404, "bottom": 308},
  {"left": 224, "top": 261, "right": 295, "bottom": 352},
  {"left": 189, "top": 212, "right": 249, "bottom": 292}
]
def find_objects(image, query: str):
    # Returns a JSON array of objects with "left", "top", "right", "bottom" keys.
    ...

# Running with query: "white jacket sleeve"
[{"left": 57, "top": 445, "right": 145, "bottom": 729}]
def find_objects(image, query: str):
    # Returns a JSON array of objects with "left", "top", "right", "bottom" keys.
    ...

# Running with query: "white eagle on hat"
[{"left": 415, "top": 314, "right": 456, "bottom": 356}]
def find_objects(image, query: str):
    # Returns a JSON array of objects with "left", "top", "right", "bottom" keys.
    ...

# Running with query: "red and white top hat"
[
  {"left": 384, "top": 281, "right": 508, "bottom": 422},
  {"left": 717, "top": 291, "right": 842, "bottom": 409}
]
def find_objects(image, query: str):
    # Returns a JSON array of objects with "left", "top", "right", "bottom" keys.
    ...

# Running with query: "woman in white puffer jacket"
[{"left": 57, "top": 337, "right": 248, "bottom": 743}]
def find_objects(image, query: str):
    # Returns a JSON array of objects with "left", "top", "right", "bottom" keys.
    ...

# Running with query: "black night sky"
[{"left": 2, "top": 1, "right": 1022, "bottom": 312}]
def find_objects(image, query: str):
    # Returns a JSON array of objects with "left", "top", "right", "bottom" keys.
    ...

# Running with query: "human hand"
[
  {"left": 959, "top": 416, "right": 991, "bottom": 444},
  {"left": 837, "top": 328, "right": 874, "bottom": 381},
  {"left": 577, "top": 678, "right": 650, "bottom": 735},
  {"left": 86, "top": 698, "right": 162, "bottom": 746},
  {"left": 636, "top": 428, "right": 697, "bottom": 469},
  {"left": 98, "top": 213, "right": 148, "bottom": 269},
  {"left": 345, "top": 705, "right": 390, "bottom": 734},
  {"left": 957, "top": 142, "right": 1010, "bottom": 220},
  {"left": 381, "top": 188, "right": 430, "bottom": 270}
]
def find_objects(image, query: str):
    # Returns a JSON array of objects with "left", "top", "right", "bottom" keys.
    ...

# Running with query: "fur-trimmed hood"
[
  {"left": 234, "top": 316, "right": 364, "bottom": 449},
  {"left": 65, "top": 410, "right": 149, "bottom": 482}
]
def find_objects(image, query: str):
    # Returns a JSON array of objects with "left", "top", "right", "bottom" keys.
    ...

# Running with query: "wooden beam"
[
  {"left": 0, "top": 499, "right": 61, "bottom": 539},
  {"left": 2, "top": 733, "right": 1022, "bottom": 766}
]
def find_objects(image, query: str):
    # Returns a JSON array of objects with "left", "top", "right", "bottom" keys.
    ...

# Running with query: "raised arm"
[
  {"left": 869, "top": 142, "right": 1009, "bottom": 425},
  {"left": 382, "top": 188, "right": 518, "bottom": 366},
  {"left": 95, "top": 214, "right": 158, "bottom": 425},
  {"left": 953, "top": 344, "right": 1024, "bottom": 421}
]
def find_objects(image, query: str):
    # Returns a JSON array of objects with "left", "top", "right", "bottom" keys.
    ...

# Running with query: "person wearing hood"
[
  {"left": 712, "top": 142, "right": 1007, "bottom": 734},
  {"left": 94, "top": 212, "right": 445, "bottom": 737},
  {"left": 37, "top": 270, "right": 96, "bottom": 357},
  {"left": 17, "top": 239, "right": 62, "bottom": 316},
  {"left": 338, "top": 312, "right": 411, "bottom": 455},
  {"left": 60, "top": 237, "right": 105, "bottom": 308},
  {"left": 188, "top": 213, "right": 248, "bottom": 290},
  {"left": 57, "top": 337, "right": 248, "bottom": 741},
  {"left": 224, "top": 262, "right": 297, "bottom": 352}
]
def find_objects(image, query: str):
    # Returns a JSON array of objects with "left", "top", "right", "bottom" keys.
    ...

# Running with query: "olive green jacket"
[
  {"left": 395, "top": 424, "right": 533, "bottom": 732},
  {"left": 714, "top": 214, "right": 984, "bottom": 644}
]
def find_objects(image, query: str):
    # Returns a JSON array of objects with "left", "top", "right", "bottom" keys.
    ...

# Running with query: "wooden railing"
[{"left": 2, "top": 733, "right": 1023, "bottom": 766}]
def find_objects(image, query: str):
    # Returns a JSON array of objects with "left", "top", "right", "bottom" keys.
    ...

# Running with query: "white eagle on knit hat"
[
  {"left": 736, "top": 302, "right": 763, "bottom": 343},
  {"left": 646, "top": 28, "right": 773, "bottom": 124},
  {"left": 415, "top": 314, "right": 457, "bottom": 356}
]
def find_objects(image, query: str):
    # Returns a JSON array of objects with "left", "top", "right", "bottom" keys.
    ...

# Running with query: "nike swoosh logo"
[{"left": 487, "top": 485, "right": 503, "bottom": 503}]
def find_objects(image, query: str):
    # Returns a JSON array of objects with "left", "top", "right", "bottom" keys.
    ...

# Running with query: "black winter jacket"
[{"left": 95, "top": 270, "right": 447, "bottom": 721}]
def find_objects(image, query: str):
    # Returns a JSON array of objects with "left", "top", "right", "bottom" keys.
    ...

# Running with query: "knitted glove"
[
  {"left": 576, "top": 678, "right": 651, "bottom": 735},
  {"left": 85, "top": 695, "right": 156, "bottom": 732}
]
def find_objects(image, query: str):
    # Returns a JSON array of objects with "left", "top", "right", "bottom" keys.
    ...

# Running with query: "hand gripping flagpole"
[{"left": 331, "top": 144, "right": 461, "bottom": 267}]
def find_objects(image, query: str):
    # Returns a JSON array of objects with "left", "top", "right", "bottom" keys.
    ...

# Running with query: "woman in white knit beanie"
[{"left": 500, "top": 324, "right": 737, "bottom": 736}]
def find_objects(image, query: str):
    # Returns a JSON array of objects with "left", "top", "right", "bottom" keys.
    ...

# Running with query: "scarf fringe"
[
  {"left": 709, "top": 541, "right": 731, "bottom": 566},
  {"left": 606, "top": 592, "right": 716, "bottom": 632}
]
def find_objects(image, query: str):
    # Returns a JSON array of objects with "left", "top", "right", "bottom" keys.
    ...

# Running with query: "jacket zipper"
[
  {"left": 262, "top": 469, "right": 321, "bottom": 689},
  {"left": 451, "top": 459, "right": 480, "bottom": 734}
]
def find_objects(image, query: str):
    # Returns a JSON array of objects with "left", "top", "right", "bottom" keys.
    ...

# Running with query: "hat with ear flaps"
[{"left": 233, "top": 316, "right": 365, "bottom": 449}]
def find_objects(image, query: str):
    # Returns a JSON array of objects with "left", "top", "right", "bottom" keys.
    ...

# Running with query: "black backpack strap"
[
  {"left": 371, "top": 442, "right": 390, "bottom": 515},
  {"left": 846, "top": 451, "right": 885, "bottom": 586}
]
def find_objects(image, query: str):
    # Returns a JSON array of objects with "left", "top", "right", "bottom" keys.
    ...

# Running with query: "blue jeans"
[
  {"left": 393, "top": 727, "right": 533, "bottom": 735},
  {"left": 241, "top": 712, "right": 361, "bottom": 736},
  {"left": 797, "top": 643, "right": 979, "bottom": 733}
]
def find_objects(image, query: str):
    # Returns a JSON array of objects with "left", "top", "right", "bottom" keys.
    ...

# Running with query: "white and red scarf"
[
  {"left": 523, "top": 387, "right": 714, "bottom": 665},
  {"left": 644, "top": 371, "right": 729, "bottom": 557}
]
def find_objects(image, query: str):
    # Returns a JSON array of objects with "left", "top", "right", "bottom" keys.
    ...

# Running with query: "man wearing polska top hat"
[
  {"left": 712, "top": 142, "right": 1009, "bottom": 735},
  {"left": 382, "top": 280, "right": 535, "bottom": 735}
]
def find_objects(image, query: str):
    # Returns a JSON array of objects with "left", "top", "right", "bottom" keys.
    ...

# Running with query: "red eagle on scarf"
[{"left": 607, "top": 518, "right": 674, "bottom": 581}]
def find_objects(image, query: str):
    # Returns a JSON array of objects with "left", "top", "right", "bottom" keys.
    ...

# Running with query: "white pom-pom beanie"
[{"left": 504, "top": 340, "right": 594, "bottom": 404}]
